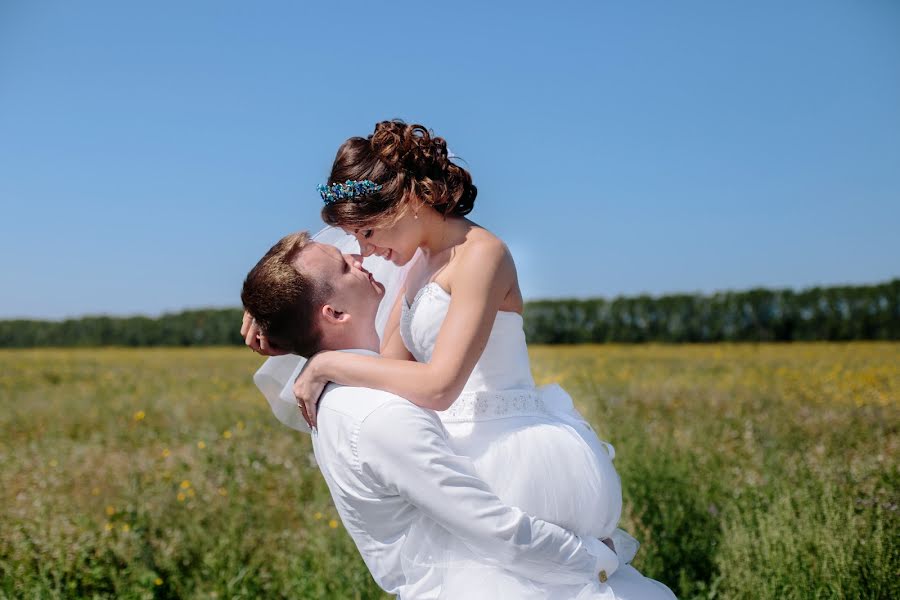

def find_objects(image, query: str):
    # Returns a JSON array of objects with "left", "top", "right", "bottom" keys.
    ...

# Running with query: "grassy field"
[{"left": 1, "top": 344, "right": 897, "bottom": 599}]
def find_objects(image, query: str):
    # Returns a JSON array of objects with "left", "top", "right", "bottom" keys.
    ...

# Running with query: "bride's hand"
[
  {"left": 241, "top": 310, "right": 288, "bottom": 356},
  {"left": 293, "top": 353, "right": 328, "bottom": 429}
]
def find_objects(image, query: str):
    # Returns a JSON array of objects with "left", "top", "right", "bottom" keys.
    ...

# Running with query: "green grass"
[{"left": 1, "top": 344, "right": 897, "bottom": 599}]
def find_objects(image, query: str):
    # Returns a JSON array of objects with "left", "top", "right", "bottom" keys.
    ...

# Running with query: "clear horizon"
[{"left": 2, "top": 275, "right": 895, "bottom": 322}]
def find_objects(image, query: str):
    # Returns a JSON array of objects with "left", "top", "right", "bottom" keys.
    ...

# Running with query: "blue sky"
[{"left": 1, "top": 0, "right": 898, "bottom": 319}]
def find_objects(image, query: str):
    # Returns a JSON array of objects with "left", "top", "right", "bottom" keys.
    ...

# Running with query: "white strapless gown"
[{"left": 399, "top": 282, "right": 676, "bottom": 600}]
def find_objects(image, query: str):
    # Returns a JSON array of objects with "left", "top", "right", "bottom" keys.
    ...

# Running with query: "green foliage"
[
  {"left": 529, "top": 342, "right": 898, "bottom": 599},
  {"left": 524, "top": 278, "right": 900, "bottom": 344},
  {"left": 3, "top": 280, "right": 897, "bottom": 347},
  {"left": 716, "top": 480, "right": 899, "bottom": 600},
  {"left": 1, "top": 344, "right": 896, "bottom": 599},
  {"left": 0, "top": 348, "right": 387, "bottom": 599},
  {"left": 0, "top": 309, "right": 246, "bottom": 348},
  {"left": 616, "top": 446, "right": 721, "bottom": 598}
]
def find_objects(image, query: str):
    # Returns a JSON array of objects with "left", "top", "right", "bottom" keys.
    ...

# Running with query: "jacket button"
[{"left": 599, "top": 570, "right": 608, "bottom": 583}]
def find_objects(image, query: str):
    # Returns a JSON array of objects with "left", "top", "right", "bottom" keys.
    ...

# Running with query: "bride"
[{"left": 245, "top": 120, "right": 675, "bottom": 599}]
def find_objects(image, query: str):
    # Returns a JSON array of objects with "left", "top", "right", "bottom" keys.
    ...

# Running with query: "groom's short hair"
[{"left": 241, "top": 231, "right": 333, "bottom": 357}]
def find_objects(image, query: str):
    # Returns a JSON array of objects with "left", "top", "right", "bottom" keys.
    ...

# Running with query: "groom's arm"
[{"left": 357, "top": 401, "right": 618, "bottom": 586}]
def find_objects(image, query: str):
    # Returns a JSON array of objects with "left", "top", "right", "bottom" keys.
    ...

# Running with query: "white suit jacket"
[{"left": 305, "top": 350, "right": 619, "bottom": 599}]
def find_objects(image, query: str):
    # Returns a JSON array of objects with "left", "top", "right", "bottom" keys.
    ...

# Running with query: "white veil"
[{"left": 252, "top": 225, "right": 418, "bottom": 434}]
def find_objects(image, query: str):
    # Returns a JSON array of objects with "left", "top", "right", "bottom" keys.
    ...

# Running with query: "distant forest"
[{"left": 2, "top": 279, "right": 897, "bottom": 348}]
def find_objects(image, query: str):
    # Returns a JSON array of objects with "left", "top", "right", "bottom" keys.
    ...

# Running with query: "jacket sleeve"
[{"left": 357, "top": 400, "right": 619, "bottom": 585}]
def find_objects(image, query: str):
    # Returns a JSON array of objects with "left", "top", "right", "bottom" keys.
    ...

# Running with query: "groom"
[{"left": 241, "top": 231, "right": 621, "bottom": 597}]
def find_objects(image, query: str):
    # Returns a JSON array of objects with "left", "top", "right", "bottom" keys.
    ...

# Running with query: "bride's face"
[{"left": 346, "top": 211, "right": 420, "bottom": 266}]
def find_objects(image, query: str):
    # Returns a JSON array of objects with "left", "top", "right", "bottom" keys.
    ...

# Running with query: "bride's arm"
[{"left": 297, "top": 238, "right": 515, "bottom": 421}]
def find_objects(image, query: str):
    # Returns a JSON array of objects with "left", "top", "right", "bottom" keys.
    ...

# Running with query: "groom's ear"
[{"left": 320, "top": 303, "right": 351, "bottom": 325}]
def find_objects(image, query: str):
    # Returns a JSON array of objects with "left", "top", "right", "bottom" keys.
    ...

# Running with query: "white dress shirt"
[{"left": 308, "top": 350, "right": 618, "bottom": 599}]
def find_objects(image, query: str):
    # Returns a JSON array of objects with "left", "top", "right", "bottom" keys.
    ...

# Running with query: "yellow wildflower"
[
  {"left": 133, "top": 410, "right": 145, "bottom": 421},
  {"left": 91, "top": 487, "right": 100, "bottom": 496},
  {"left": 187, "top": 488, "right": 195, "bottom": 498},
  {"left": 328, "top": 519, "right": 339, "bottom": 529},
  {"left": 222, "top": 430, "right": 232, "bottom": 439},
  {"left": 180, "top": 480, "right": 191, "bottom": 489},
  {"left": 197, "top": 441, "right": 206, "bottom": 449},
  {"left": 314, "top": 512, "right": 323, "bottom": 520},
  {"left": 105, "top": 505, "right": 115, "bottom": 516},
  {"left": 161, "top": 448, "right": 170, "bottom": 458},
  {"left": 121, "top": 523, "right": 130, "bottom": 533},
  {"left": 154, "top": 578, "right": 163, "bottom": 586},
  {"left": 104, "top": 522, "right": 114, "bottom": 531},
  {"left": 177, "top": 492, "right": 186, "bottom": 502},
  {"left": 217, "top": 487, "right": 228, "bottom": 497}
]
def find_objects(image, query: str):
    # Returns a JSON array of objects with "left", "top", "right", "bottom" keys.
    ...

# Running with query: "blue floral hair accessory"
[{"left": 318, "top": 179, "right": 383, "bottom": 205}]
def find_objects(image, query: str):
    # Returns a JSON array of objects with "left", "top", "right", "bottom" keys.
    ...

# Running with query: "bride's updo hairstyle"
[{"left": 321, "top": 120, "right": 477, "bottom": 229}]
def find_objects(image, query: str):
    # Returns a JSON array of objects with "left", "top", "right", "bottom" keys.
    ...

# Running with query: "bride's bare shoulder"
[
  {"left": 437, "top": 219, "right": 517, "bottom": 294},
  {"left": 461, "top": 224, "right": 512, "bottom": 261},
  {"left": 447, "top": 226, "right": 516, "bottom": 290}
]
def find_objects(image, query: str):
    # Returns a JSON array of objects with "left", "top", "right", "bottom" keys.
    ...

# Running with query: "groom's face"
[{"left": 294, "top": 242, "right": 385, "bottom": 323}]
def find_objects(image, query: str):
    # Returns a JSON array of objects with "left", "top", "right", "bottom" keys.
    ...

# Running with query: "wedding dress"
[{"left": 397, "top": 281, "right": 675, "bottom": 599}]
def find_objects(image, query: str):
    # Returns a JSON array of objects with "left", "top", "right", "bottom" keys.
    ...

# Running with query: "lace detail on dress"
[
  {"left": 440, "top": 388, "right": 549, "bottom": 423},
  {"left": 402, "top": 282, "right": 445, "bottom": 325},
  {"left": 400, "top": 282, "right": 450, "bottom": 364},
  {"left": 401, "top": 282, "right": 440, "bottom": 333},
  {"left": 405, "top": 281, "right": 444, "bottom": 311}
]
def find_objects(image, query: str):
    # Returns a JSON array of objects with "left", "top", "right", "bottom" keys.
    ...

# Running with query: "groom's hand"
[{"left": 241, "top": 311, "right": 289, "bottom": 356}]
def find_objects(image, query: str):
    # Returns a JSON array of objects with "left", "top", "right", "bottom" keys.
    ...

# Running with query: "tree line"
[
  {"left": 523, "top": 279, "right": 899, "bottom": 344},
  {"left": 0, "top": 309, "right": 246, "bottom": 348},
  {"left": 1, "top": 279, "right": 897, "bottom": 348}
]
